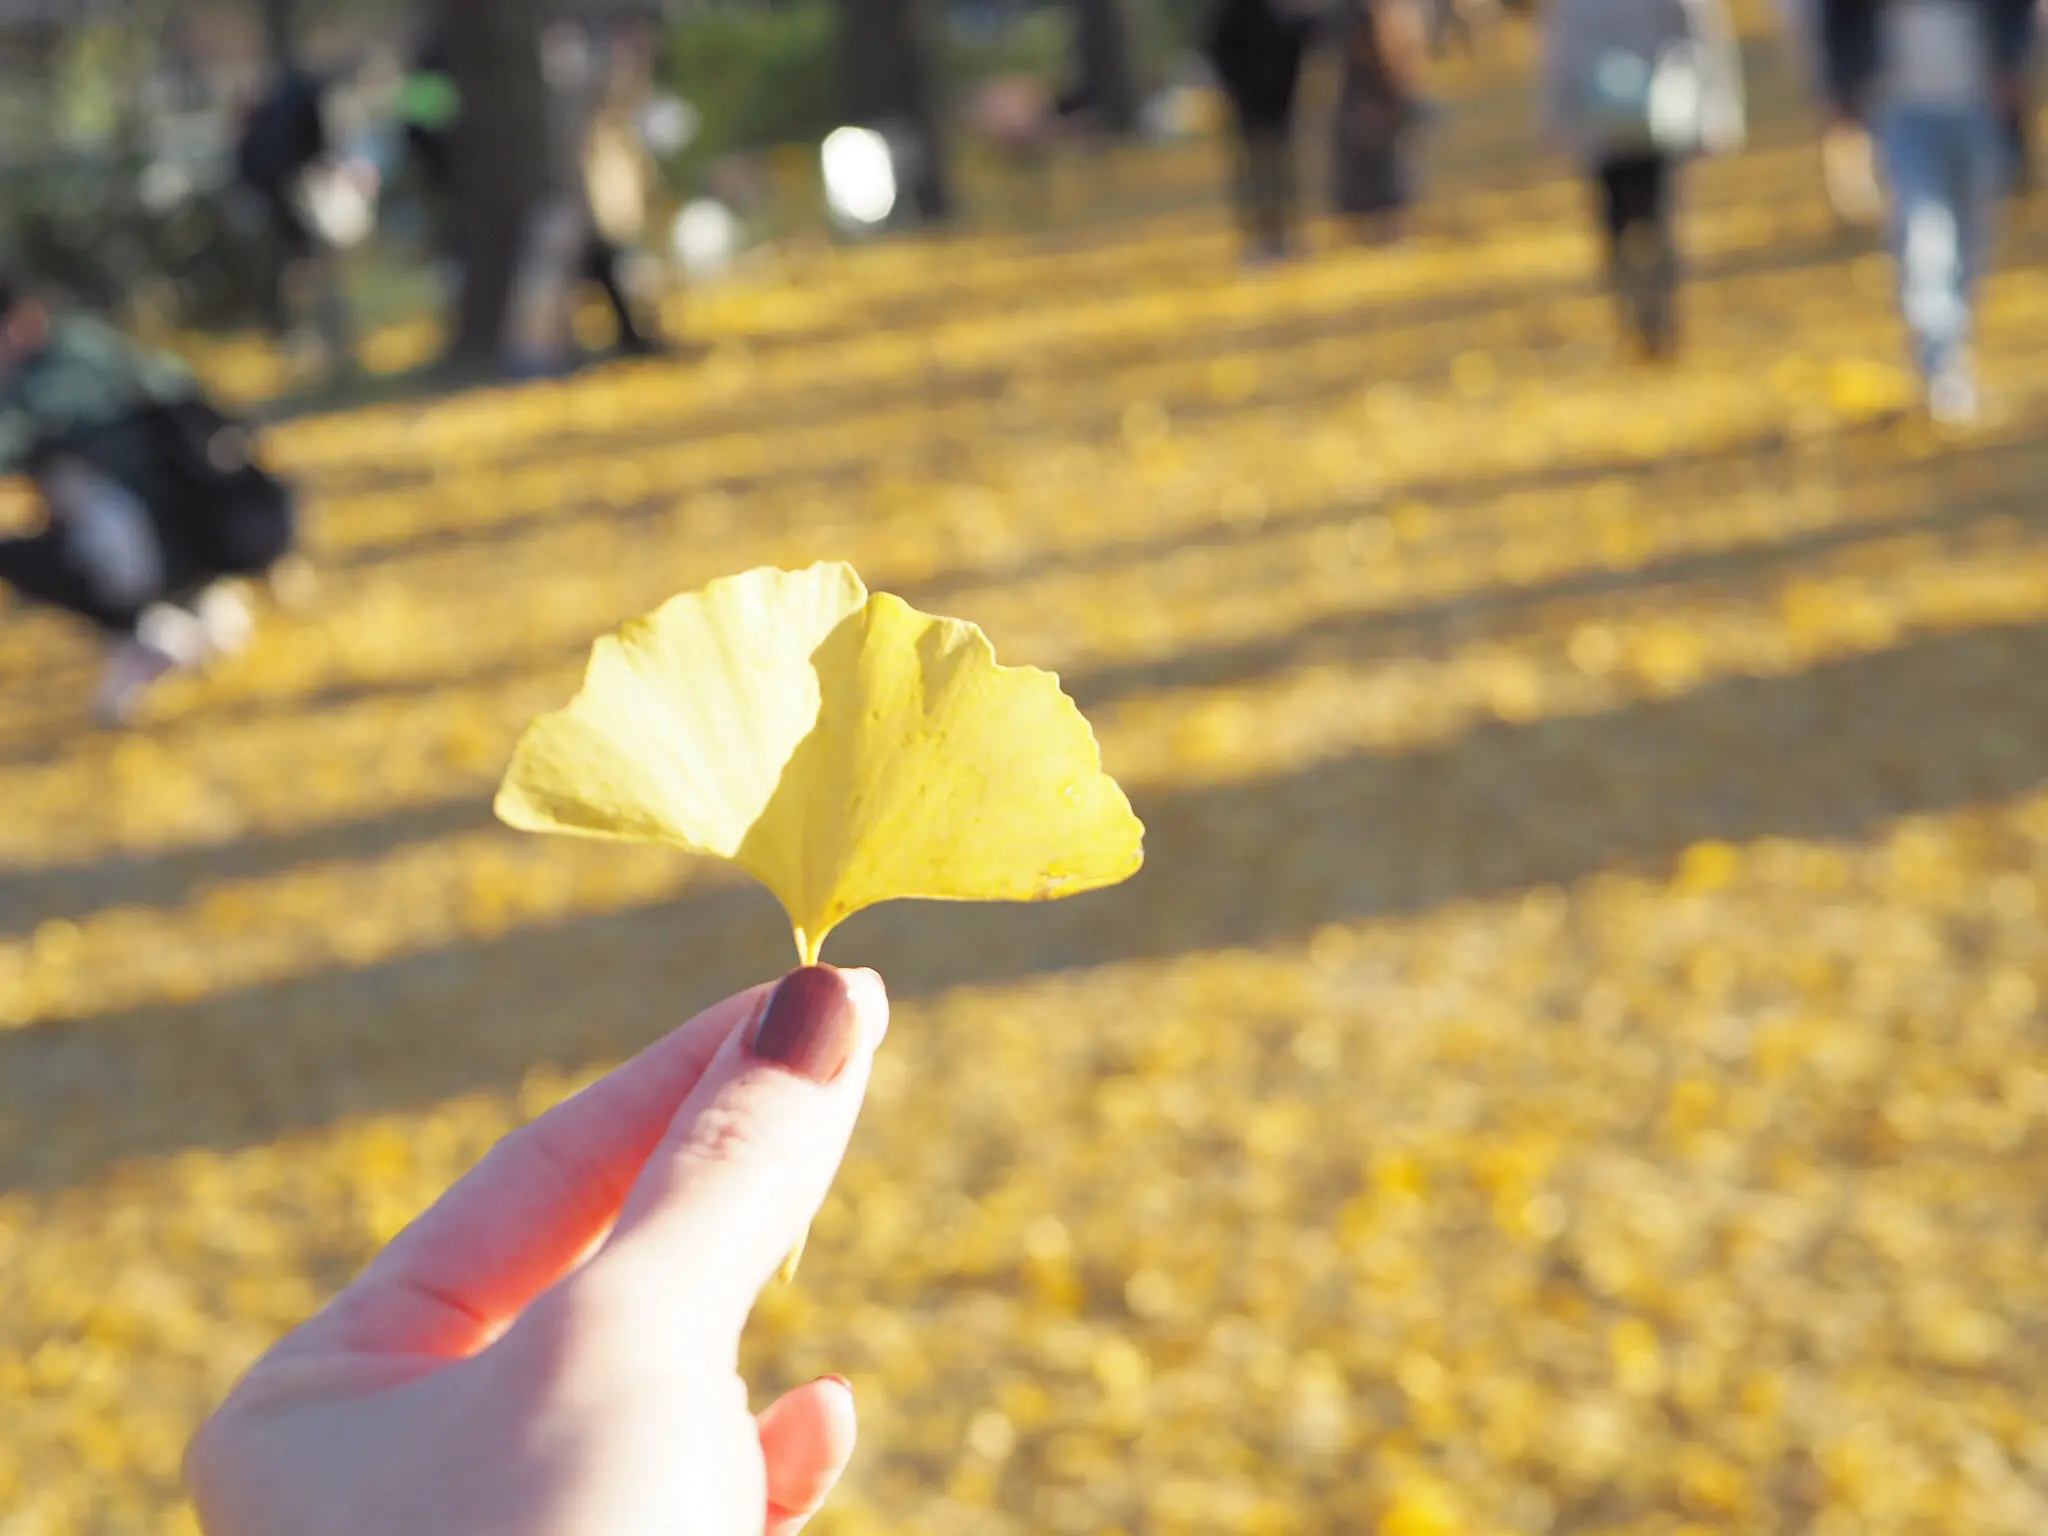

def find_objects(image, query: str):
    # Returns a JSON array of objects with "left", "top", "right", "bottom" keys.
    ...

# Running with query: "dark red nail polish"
[{"left": 747, "top": 966, "right": 858, "bottom": 1083}]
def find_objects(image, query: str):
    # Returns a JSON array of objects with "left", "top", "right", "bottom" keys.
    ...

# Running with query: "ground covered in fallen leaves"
[{"left": 5, "top": 35, "right": 2048, "bottom": 1536}]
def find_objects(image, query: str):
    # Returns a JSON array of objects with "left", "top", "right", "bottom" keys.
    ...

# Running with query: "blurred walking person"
[
  {"left": 503, "top": 16, "right": 664, "bottom": 376},
  {"left": 1868, "top": 0, "right": 2031, "bottom": 423},
  {"left": 577, "top": 13, "right": 665, "bottom": 356},
  {"left": 1541, "top": 0, "right": 1745, "bottom": 360},
  {"left": 1333, "top": 0, "right": 1428, "bottom": 243},
  {"left": 1988, "top": 0, "right": 2036, "bottom": 190},
  {"left": 398, "top": 20, "right": 461, "bottom": 269},
  {"left": 1813, "top": 0, "right": 2031, "bottom": 217},
  {"left": 1815, "top": 0, "right": 1887, "bottom": 222},
  {"left": 1206, "top": 0, "right": 1318, "bottom": 262},
  {"left": 234, "top": 65, "right": 361, "bottom": 372},
  {"left": 0, "top": 283, "right": 297, "bottom": 724}
]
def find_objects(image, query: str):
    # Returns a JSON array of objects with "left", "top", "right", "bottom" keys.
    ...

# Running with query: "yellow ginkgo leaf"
[{"left": 495, "top": 562, "right": 1144, "bottom": 963}]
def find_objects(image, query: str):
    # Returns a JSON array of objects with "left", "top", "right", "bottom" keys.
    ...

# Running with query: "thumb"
[
  {"left": 760, "top": 1376, "right": 859, "bottom": 1535},
  {"left": 582, "top": 965, "right": 887, "bottom": 1352}
]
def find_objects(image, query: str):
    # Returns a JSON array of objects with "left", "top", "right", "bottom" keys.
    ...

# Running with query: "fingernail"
[
  {"left": 747, "top": 966, "right": 859, "bottom": 1083},
  {"left": 819, "top": 1374, "right": 853, "bottom": 1394}
]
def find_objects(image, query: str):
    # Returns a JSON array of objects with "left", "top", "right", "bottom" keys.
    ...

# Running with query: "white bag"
[{"left": 1583, "top": 42, "right": 1708, "bottom": 156}]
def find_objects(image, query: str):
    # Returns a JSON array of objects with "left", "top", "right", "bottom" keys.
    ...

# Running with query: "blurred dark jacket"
[
  {"left": 1205, "top": 0, "right": 1317, "bottom": 126},
  {"left": 235, "top": 65, "right": 333, "bottom": 263},
  {"left": 1821, "top": 0, "right": 2036, "bottom": 114},
  {"left": 237, "top": 67, "right": 329, "bottom": 196}
]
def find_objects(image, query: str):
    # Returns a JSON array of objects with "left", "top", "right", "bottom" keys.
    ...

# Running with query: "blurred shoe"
[
  {"left": 194, "top": 582, "right": 255, "bottom": 658},
  {"left": 1614, "top": 225, "right": 1677, "bottom": 361},
  {"left": 134, "top": 601, "right": 210, "bottom": 670},
  {"left": 1634, "top": 278, "right": 1679, "bottom": 362},
  {"left": 1628, "top": 323, "right": 1679, "bottom": 365},
  {"left": 1926, "top": 364, "right": 1980, "bottom": 428},
  {"left": 94, "top": 636, "right": 182, "bottom": 728}
]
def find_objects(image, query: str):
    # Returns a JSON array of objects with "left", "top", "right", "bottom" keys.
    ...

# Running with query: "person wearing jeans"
[
  {"left": 1880, "top": 102, "right": 2000, "bottom": 419},
  {"left": 1869, "top": 0, "right": 2024, "bottom": 423}
]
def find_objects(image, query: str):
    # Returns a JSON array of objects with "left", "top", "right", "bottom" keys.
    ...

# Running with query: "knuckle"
[{"left": 678, "top": 1097, "right": 771, "bottom": 1169}]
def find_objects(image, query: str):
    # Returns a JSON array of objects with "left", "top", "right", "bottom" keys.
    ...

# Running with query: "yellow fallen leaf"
[{"left": 495, "top": 562, "right": 1145, "bottom": 964}]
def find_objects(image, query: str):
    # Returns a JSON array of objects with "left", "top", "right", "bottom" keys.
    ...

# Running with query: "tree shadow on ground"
[
  {"left": 0, "top": 415, "right": 2034, "bottom": 926},
  {"left": 293, "top": 217, "right": 1883, "bottom": 507},
  {"left": 0, "top": 397, "right": 1998, "bottom": 782},
  {"left": 4, "top": 612, "right": 2046, "bottom": 1193}
]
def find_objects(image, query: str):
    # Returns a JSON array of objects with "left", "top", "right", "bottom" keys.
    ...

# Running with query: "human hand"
[{"left": 186, "top": 965, "right": 888, "bottom": 1536}]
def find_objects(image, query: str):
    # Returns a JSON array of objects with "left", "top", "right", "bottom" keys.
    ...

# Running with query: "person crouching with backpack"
[
  {"left": 0, "top": 281, "right": 298, "bottom": 725},
  {"left": 1541, "top": 0, "right": 1746, "bottom": 361}
]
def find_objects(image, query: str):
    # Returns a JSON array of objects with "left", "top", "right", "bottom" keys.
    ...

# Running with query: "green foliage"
[
  {"left": 662, "top": 3, "right": 840, "bottom": 170},
  {"left": 943, "top": 6, "right": 1076, "bottom": 90},
  {"left": 1154, "top": 0, "right": 1216, "bottom": 52},
  {"left": 658, "top": 1, "right": 1076, "bottom": 173}
]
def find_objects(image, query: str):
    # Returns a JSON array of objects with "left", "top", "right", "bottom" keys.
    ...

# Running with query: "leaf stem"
[
  {"left": 780, "top": 927, "right": 827, "bottom": 1278},
  {"left": 777, "top": 1228, "right": 809, "bottom": 1284}
]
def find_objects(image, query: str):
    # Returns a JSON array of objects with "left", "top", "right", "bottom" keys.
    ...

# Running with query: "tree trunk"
[
  {"left": 1073, "top": 0, "right": 1143, "bottom": 134},
  {"left": 444, "top": 0, "right": 557, "bottom": 365},
  {"left": 837, "top": 0, "right": 953, "bottom": 220}
]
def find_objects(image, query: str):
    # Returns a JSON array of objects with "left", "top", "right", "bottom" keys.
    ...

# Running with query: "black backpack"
[
  {"left": 236, "top": 71, "right": 328, "bottom": 192},
  {"left": 146, "top": 398, "right": 298, "bottom": 577}
]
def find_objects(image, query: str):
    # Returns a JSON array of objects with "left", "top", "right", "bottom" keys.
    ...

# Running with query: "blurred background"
[{"left": 4, "top": 0, "right": 2048, "bottom": 1532}]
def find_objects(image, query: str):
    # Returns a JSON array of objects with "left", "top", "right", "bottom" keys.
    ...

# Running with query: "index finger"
[{"left": 281, "top": 982, "right": 772, "bottom": 1362}]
